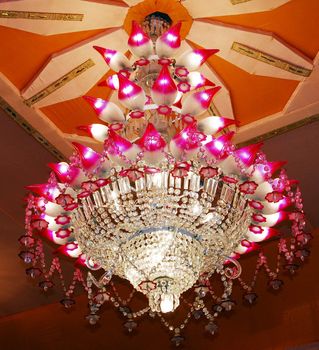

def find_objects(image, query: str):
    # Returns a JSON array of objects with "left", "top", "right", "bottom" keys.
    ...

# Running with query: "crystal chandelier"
[{"left": 20, "top": 13, "right": 311, "bottom": 346}]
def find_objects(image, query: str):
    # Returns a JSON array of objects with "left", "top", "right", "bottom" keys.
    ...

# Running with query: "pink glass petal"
[
  {"left": 235, "top": 143, "right": 263, "bottom": 167},
  {"left": 135, "top": 123, "right": 166, "bottom": 151},
  {"left": 117, "top": 73, "right": 146, "bottom": 110},
  {"left": 151, "top": 65, "right": 177, "bottom": 106},
  {"left": 72, "top": 142, "right": 101, "bottom": 170},
  {"left": 128, "top": 21, "right": 153, "bottom": 58},
  {"left": 155, "top": 22, "right": 182, "bottom": 57}
]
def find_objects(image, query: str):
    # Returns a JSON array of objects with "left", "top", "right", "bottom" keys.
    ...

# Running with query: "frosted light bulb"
[
  {"left": 160, "top": 294, "right": 174, "bottom": 313},
  {"left": 151, "top": 65, "right": 177, "bottom": 106},
  {"left": 93, "top": 46, "right": 131, "bottom": 72},
  {"left": 176, "top": 48, "right": 219, "bottom": 71},
  {"left": 117, "top": 73, "right": 147, "bottom": 110},
  {"left": 155, "top": 22, "right": 182, "bottom": 57},
  {"left": 82, "top": 96, "right": 125, "bottom": 123},
  {"left": 128, "top": 21, "right": 153, "bottom": 58}
]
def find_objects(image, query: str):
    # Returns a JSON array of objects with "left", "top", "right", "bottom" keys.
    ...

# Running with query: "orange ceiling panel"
[
  {"left": 212, "top": 0, "right": 319, "bottom": 60},
  {"left": 0, "top": 25, "right": 107, "bottom": 90},
  {"left": 40, "top": 72, "right": 114, "bottom": 135},
  {"left": 0, "top": 0, "right": 318, "bottom": 135},
  {"left": 207, "top": 55, "right": 299, "bottom": 126}
]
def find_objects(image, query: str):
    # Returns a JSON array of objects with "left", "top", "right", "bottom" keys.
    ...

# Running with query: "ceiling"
[
  {"left": 0, "top": 1, "right": 319, "bottom": 348},
  {"left": 0, "top": 0, "right": 319, "bottom": 157}
]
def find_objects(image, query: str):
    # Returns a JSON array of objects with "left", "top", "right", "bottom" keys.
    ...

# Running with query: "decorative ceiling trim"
[
  {"left": 231, "top": 42, "right": 312, "bottom": 77},
  {"left": 230, "top": 0, "right": 253, "bottom": 4},
  {"left": 0, "top": 96, "right": 65, "bottom": 161},
  {"left": 0, "top": 10, "right": 84, "bottom": 21},
  {"left": 24, "top": 59, "right": 95, "bottom": 107},
  {"left": 237, "top": 114, "right": 319, "bottom": 147}
]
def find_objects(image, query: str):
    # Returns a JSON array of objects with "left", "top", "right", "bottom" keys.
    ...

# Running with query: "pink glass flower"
[
  {"left": 118, "top": 69, "right": 131, "bottom": 78},
  {"left": 249, "top": 225, "right": 264, "bottom": 234},
  {"left": 204, "top": 132, "right": 235, "bottom": 159},
  {"left": 144, "top": 166, "right": 161, "bottom": 174},
  {"left": 77, "top": 191, "right": 91, "bottom": 199},
  {"left": 175, "top": 66, "right": 189, "bottom": 78},
  {"left": 252, "top": 214, "right": 267, "bottom": 223},
  {"left": 157, "top": 105, "right": 172, "bottom": 115},
  {"left": 109, "top": 123, "right": 124, "bottom": 131},
  {"left": 199, "top": 167, "right": 219, "bottom": 178},
  {"left": 187, "top": 72, "right": 216, "bottom": 89},
  {"left": 182, "top": 114, "right": 195, "bottom": 124},
  {"left": 119, "top": 168, "right": 144, "bottom": 181},
  {"left": 265, "top": 191, "right": 284, "bottom": 203},
  {"left": 64, "top": 203, "right": 78, "bottom": 211},
  {"left": 171, "top": 162, "right": 191, "bottom": 178},
  {"left": 239, "top": 181, "right": 258, "bottom": 194},
  {"left": 129, "top": 110, "right": 145, "bottom": 119},
  {"left": 177, "top": 81, "right": 191, "bottom": 93},
  {"left": 56, "top": 228, "right": 72, "bottom": 239},
  {"left": 197, "top": 116, "right": 236, "bottom": 136},
  {"left": 135, "top": 58, "right": 150, "bottom": 66},
  {"left": 249, "top": 200, "right": 264, "bottom": 210},
  {"left": 95, "top": 178, "right": 111, "bottom": 187},
  {"left": 158, "top": 58, "right": 172, "bottom": 66},
  {"left": 222, "top": 176, "right": 238, "bottom": 184},
  {"left": 31, "top": 217, "right": 48, "bottom": 231},
  {"left": 78, "top": 124, "right": 109, "bottom": 143},
  {"left": 55, "top": 215, "right": 71, "bottom": 225},
  {"left": 81, "top": 180, "right": 99, "bottom": 192},
  {"left": 55, "top": 193, "right": 74, "bottom": 207},
  {"left": 48, "top": 162, "right": 81, "bottom": 185}
]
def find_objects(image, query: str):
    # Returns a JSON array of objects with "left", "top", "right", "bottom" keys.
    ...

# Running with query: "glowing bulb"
[
  {"left": 181, "top": 131, "right": 188, "bottom": 140},
  {"left": 123, "top": 85, "right": 133, "bottom": 95},
  {"left": 214, "top": 140, "right": 224, "bottom": 151},
  {"left": 83, "top": 149, "right": 94, "bottom": 160},
  {"left": 94, "top": 99, "right": 104, "bottom": 109},
  {"left": 167, "top": 33, "right": 177, "bottom": 42},
  {"left": 201, "top": 92, "right": 209, "bottom": 101},
  {"left": 133, "top": 33, "right": 143, "bottom": 42},
  {"left": 190, "top": 52, "right": 203, "bottom": 66},
  {"left": 160, "top": 294, "right": 174, "bottom": 313},
  {"left": 59, "top": 162, "right": 69, "bottom": 174},
  {"left": 188, "top": 72, "right": 204, "bottom": 87},
  {"left": 159, "top": 78, "right": 168, "bottom": 85}
]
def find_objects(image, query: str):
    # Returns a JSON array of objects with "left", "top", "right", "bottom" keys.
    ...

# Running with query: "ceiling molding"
[
  {"left": 236, "top": 113, "right": 319, "bottom": 147},
  {"left": 24, "top": 59, "right": 95, "bottom": 107},
  {"left": 0, "top": 10, "right": 84, "bottom": 21},
  {"left": 0, "top": 73, "right": 73, "bottom": 158}
]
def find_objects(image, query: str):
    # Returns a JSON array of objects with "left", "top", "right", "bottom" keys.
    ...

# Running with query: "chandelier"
[{"left": 20, "top": 13, "right": 311, "bottom": 346}]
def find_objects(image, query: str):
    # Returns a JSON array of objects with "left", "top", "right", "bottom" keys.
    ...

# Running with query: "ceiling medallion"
[{"left": 21, "top": 14, "right": 311, "bottom": 346}]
